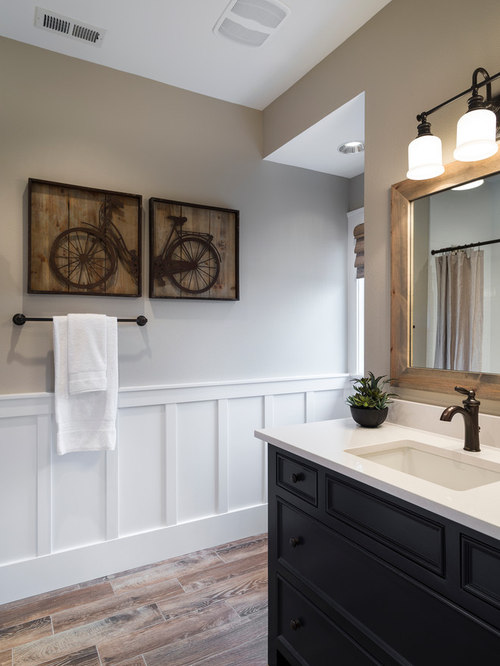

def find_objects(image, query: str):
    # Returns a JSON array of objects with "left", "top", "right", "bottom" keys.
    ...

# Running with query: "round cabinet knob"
[
  {"left": 289, "top": 536, "right": 301, "bottom": 548},
  {"left": 291, "top": 472, "right": 304, "bottom": 483},
  {"left": 290, "top": 618, "right": 302, "bottom": 631}
]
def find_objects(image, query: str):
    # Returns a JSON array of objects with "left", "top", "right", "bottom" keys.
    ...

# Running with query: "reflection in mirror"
[{"left": 412, "top": 173, "right": 500, "bottom": 374}]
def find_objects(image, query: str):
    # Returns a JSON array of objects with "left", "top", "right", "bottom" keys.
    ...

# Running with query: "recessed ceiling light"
[
  {"left": 452, "top": 179, "right": 484, "bottom": 191},
  {"left": 338, "top": 141, "right": 365, "bottom": 154}
]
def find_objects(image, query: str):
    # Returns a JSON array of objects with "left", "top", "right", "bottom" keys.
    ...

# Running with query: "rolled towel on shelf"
[{"left": 53, "top": 315, "right": 118, "bottom": 455}]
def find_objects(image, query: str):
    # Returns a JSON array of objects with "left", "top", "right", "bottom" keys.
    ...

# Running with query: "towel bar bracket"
[{"left": 12, "top": 313, "right": 148, "bottom": 326}]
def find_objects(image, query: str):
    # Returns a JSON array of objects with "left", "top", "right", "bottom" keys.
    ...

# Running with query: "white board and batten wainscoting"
[{"left": 0, "top": 374, "right": 349, "bottom": 604}]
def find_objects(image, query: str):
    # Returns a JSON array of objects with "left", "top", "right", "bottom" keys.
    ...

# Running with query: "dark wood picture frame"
[
  {"left": 149, "top": 198, "right": 239, "bottom": 301},
  {"left": 28, "top": 179, "right": 142, "bottom": 297}
]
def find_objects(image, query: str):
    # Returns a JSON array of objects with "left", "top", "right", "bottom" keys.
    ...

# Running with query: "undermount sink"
[{"left": 346, "top": 440, "right": 500, "bottom": 491}]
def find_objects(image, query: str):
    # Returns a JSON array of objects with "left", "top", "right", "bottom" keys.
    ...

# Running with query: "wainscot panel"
[
  {"left": 118, "top": 404, "right": 165, "bottom": 537},
  {"left": 0, "top": 416, "right": 38, "bottom": 564},
  {"left": 0, "top": 374, "right": 348, "bottom": 603}
]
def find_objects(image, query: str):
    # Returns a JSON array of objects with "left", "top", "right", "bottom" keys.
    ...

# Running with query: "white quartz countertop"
[{"left": 255, "top": 418, "right": 500, "bottom": 541}]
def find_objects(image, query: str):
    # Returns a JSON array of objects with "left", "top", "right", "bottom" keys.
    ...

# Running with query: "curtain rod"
[
  {"left": 431, "top": 238, "right": 500, "bottom": 256},
  {"left": 12, "top": 314, "right": 147, "bottom": 326}
]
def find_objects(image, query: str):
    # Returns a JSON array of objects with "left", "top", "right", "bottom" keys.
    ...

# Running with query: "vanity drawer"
[
  {"left": 326, "top": 474, "right": 445, "bottom": 575},
  {"left": 277, "top": 576, "right": 378, "bottom": 665},
  {"left": 276, "top": 452, "right": 317, "bottom": 506},
  {"left": 277, "top": 499, "right": 332, "bottom": 582}
]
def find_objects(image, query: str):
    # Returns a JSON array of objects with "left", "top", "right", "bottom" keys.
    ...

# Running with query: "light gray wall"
[
  {"left": 348, "top": 173, "right": 364, "bottom": 211},
  {"left": 263, "top": 0, "right": 500, "bottom": 406},
  {"left": 0, "top": 37, "right": 349, "bottom": 394}
]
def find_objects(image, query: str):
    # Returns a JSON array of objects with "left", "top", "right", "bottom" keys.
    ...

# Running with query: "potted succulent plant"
[{"left": 346, "top": 372, "right": 397, "bottom": 428}]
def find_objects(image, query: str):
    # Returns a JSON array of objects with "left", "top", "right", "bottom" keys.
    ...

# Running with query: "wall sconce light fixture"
[{"left": 407, "top": 67, "right": 500, "bottom": 180}]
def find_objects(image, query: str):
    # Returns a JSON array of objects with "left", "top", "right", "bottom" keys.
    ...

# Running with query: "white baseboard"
[{"left": 0, "top": 504, "right": 267, "bottom": 605}]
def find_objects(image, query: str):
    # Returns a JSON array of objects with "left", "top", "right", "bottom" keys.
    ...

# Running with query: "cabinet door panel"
[
  {"left": 277, "top": 500, "right": 500, "bottom": 664},
  {"left": 462, "top": 534, "right": 500, "bottom": 608}
]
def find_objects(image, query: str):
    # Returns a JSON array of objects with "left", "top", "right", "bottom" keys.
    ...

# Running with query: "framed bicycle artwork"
[
  {"left": 149, "top": 198, "right": 239, "bottom": 301},
  {"left": 28, "top": 179, "right": 142, "bottom": 297}
]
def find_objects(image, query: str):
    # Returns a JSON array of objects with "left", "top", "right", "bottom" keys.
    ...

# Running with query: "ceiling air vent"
[
  {"left": 34, "top": 7, "right": 106, "bottom": 46},
  {"left": 214, "top": 0, "right": 289, "bottom": 47}
]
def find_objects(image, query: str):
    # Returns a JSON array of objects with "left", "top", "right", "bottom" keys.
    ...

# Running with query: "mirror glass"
[{"left": 412, "top": 172, "right": 500, "bottom": 374}]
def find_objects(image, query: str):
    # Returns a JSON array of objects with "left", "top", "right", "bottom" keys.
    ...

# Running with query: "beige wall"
[
  {"left": 264, "top": 0, "right": 500, "bottom": 408},
  {"left": 348, "top": 173, "right": 364, "bottom": 211},
  {"left": 0, "top": 37, "right": 349, "bottom": 394}
]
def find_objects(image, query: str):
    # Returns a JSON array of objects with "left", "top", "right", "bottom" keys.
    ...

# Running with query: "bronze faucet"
[{"left": 440, "top": 386, "right": 481, "bottom": 452}]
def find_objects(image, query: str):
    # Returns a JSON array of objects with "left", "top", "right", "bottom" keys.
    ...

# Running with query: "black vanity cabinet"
[{"left": 268, "top": 445, "right": 500, "bottom": 665}]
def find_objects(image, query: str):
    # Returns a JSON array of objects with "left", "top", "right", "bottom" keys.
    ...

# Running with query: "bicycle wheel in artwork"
[
  {"left": 28, "top": 178, "right": 142, "bottom": 296},
  {"left": 149, "top": 197, "right": 239, "bottom": 301}
]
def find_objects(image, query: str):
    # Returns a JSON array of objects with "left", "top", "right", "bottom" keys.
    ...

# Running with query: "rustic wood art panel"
[
  {"left": 29, "top": 179, "right": 142, "bottom": 296},
  {"left": 149, "top": 198, "right": 239, "bottom": 300}
]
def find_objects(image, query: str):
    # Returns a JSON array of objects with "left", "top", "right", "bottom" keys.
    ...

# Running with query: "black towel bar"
[{"left": 12, "top": 314, "right": 147, "bottom": 326}]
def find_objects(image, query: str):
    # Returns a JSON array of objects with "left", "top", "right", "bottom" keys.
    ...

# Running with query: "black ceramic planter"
[{"left": 350, "top": 406, "right": 388, "bottom": 428}]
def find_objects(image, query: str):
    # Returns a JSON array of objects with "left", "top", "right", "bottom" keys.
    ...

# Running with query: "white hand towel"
[
  {"left": 67, "top": 313, "right": 107, "bottom": 394},
  {"left": 53, "top": 315, "right": 118, "bottom": 455}
]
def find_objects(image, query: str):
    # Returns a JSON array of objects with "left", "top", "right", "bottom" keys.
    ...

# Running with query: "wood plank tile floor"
[{"left": 0, "top": 534, "right": 268, "bottom": 666}]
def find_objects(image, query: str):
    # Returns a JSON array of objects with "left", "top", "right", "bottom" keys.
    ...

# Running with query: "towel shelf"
[{"left": 12, "top": 314, "right": 147, "bottom": 326}]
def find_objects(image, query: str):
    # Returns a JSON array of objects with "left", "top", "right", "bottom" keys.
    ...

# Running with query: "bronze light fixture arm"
[{"left": 415, "top": 68, "right": 500, "bottom": 124}]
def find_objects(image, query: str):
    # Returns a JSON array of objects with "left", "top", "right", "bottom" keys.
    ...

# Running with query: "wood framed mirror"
[{"left": 391, "top": 144, "right": 500, "bottom": 399}]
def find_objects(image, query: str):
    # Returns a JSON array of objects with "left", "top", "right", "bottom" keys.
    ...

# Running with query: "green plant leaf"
[{"left": 346, "top": 372, "right": 398, "bottom": 410}]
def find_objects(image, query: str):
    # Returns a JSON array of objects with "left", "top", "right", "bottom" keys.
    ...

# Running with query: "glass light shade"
[
  {"left": 452, "top": 179, "right": 484, "bottom": 191},
  {"left": 454, "top": 108, "right": 498, "bottom": 162},
  {"left": 407, "top": 134, "right": 444, "bottom": 180}
]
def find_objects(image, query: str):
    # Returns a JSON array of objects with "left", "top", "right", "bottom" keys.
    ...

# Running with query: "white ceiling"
[
  {"left": 265, "top": 93, "right": 365, "bottom": 178},
  {"left": 0, "top": 0, "right": 389, "bottom": 176}
]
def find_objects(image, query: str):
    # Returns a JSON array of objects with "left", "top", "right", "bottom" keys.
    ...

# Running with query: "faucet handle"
[
  {"left": 454, "top": 386, "right": 479, "bottom": 403},
  {"left": 455, "top": 386, "right": 474, "bottom": 397}
]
